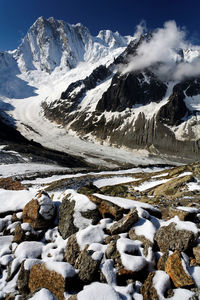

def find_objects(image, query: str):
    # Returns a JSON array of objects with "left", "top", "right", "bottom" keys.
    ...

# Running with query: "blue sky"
[{"left": 1, "top": 0, "right": 200, "bottom": 50}]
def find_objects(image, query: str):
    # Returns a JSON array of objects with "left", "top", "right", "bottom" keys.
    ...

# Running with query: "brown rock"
[
  {"left": 117, "top": 268, "right": 135, "bottom": 286},
  {"left": 22, "top": 199, "right": 40, "bottom": 228},
  {"left": 154, "top": 222, "right": 197, "bottom": 252},
  {"left": 65, "top": 234, "right": 80, "bottom": 266},
  {"left": 13, "top": 224, "right": 25, "bottom": 243},
  {"left": 140, "top": 271, "right": 159, "bottom": 300},
  {"left": 29, "top": 263, "right": 77, "bottom": 300},
  {"left": 165, "top": 250, "right": 194, "bottom": 288},
  {"left": 157, "top": 252, "right": 169, "bottom": 271},
  {"left": 68, "top": 295, "right": 77, "bottom": 300},
  {"left": 22, "top": 191, "right": 55, "bottom": 230},
  {"left": 106, "top": 240, "right": 121, "bottom": 264},
  {"left": 74, "top": 248, "right": 100, "bottom": 284},
  {"left": 129, "top": 229, "right": 153, "bottom": 248},
  {"left": 5, "top": 294, "right": 16, "bottom": 300},
  {"left": 11, "top": 213, "right": 20, "bottom": 223},
  {"left": 153, "top": 175, "right": 195, "bottom": 198},
  {"left": 88, "top": 195, "right": 124, "bottom": 220},
  {"left": 0, "top": 177, "right": 25, "bottom": 190},
  {"left": 77, "top": 182, "right": 101, "bottom": 195},
  {"left": 108, "top": 209, "right": 138, "bottom": 235},
  {"left": 17, "top": 261, "right": 30, "bottom": 295},
  {"left": 100, "top": 184, "right": 128, "bottom": 197},
  {"left": 167, "top": 207, "right": 196, "bottom": 221},
  {"left": 193, "top": 245, "right": 200, "bottom": 264}
]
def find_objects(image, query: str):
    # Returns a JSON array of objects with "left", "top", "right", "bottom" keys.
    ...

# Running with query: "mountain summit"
[{"left": 13, "top": 16, "right": 132, "bottom": 73}]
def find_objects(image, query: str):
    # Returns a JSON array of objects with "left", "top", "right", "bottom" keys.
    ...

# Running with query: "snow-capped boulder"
[
  {"left": 165, "top": 250, "right": 194, "bottom": 288},
  {"left": 29, "top": 262, "right": 78, "bottom": 300},
  {"left": 154, "top": 218, "right": 198, "bottom": 252},
  {"left": 108, "top": 208, "right": 138, "bottom": 235},
  {"left": 22, "top": 190, "right": 55, "bottom": 230}
]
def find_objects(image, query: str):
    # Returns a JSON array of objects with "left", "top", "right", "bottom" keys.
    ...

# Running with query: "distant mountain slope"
[
  {"left": 0, "top": 17, "right": 199, "bottom": 163},
  {"left": 42, "top": 35, "right": 200, "bottom": 160}
]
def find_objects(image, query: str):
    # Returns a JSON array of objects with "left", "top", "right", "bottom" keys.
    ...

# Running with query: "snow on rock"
[
  {"left": 93, "top": 176, "right": 135, "bottom": 188},
  {"left": 117, "top": 238, "right": 147, "bottom": 271},
  {"left": 93, "top": 193, "right": 159, "bottom": 212},
  {"left": 44, "top": 261, "right": 77, "bottom": 278},
  {"left": 100, "top": 259, "right": 117, "bottom": 285},
  {"left": 160, "top": 216, "right": 198, "bottom": 234},
  {"left": 66, "top": 189, "right": 97, "bottom": 212},
  {"left": 0, "top": 235, "right": 13, "bottom": 257},
  {"left": 42, "top": 228, "right": 67, "bottom": 262},
  {"left": 77, "top": 282, "right": 121, "bottom": 300},
  {"left": 28, "top": 288, "right": 57, "bottom": 300},
  {"left": 24, "top": 258, "right": 42, "bottom": 270},
  {"left": 22, "top": 190, "right": 56, "bottom": 230},
  {"left": 76, "top": 223, "right": 106, "bottom": 250},
  {"left": 153, "top": 270, "right": 194, "bottom": 300},
  {"left": 133, "top": 217, "right": 157, "bottom": 243},
  {"left": 14, "top": 241, "right": 43, "bottom": 259},
  {"left": 15, "top": 16, "right": 131, "bottom": 74},
  {"left": 0, "top": 189, "right": 36, "bottom": 214},
  {"left": 135, "top": 179, "right": 170, "bottom": 192},
  {"left": 37, "top": 191, "right": 55, "bottom": 220}
]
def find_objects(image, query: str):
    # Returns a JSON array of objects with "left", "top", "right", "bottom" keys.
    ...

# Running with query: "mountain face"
[
  {"left": 13, "top": 16, "right": 131, "bottom": 73},
  {"left": 0, "top": 17, "right": 200, "bottom": 163}
]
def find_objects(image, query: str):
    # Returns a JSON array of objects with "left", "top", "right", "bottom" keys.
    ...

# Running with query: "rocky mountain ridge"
[
  {"left": 42, "top": 34, "right": 200, "bottom": 161},
  {"left": 13, "top": 16, "right": 132, "bottom": 73}
]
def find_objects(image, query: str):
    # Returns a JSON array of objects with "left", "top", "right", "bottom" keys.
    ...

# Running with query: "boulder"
[
  {"left": 140, "top": 271, "right": 160, "bottom": 300},
  {"left": 80, "top": 209, "right": 101, "bottom": 226},
  {"left": 13, "top": 223, "right": 40, "bottom": 243},
  {"left": 100, "top": 184, "right": 128, "bottom": 197},
  {"left": 129, "top": 229, "right": 153, "bottom": 248},
  {"left": 13, "top": 224, "right": 25, "bottom": 243},
  {"left": 167, "top": 207, "right": 196, "bottom": 221},
  {"left": 22, "top": 190, "right": 55, "bottom": 230},
  {"left": 74, "top": 248, "right": 101, "bottom": 284},
  {"left": 77, "top": 182, "right": 101, "bottom": 196},
  {"left": 154, "top": 222, "right": 197, "bottom": 252},
  {"left": 193, "top": 245, "right": 200, "bottom": 265},
  {"left": 65, "top": 234, "right": 80, "bottom": 266},
  {"left": 157, "top": 252, "right": 169, "bottom": 271},
  {"left": 105, "top": 239, "right": 121, "bottom": 266},
  {"left": 58, "top": 196, "right": 78, "bottom": 239},
  {"left": 108, "top": 208, "right": 138, "bottom": 235},
  {"left": 17, "top": 261, "right": 30, "bottom": 295},
  {"left": 0, "top": 177, "right": 25, "bottom": 190},
  {"left": 29, "top": 262, "right": 77, "bottom": 300},
  {"left": 165, "top": 250, "right": 195, "bottom": 288},
  {"left": 88, "top": 195, "right": 124, "bottom": 220},
  {"left": 153, "top": 175, "right": 195, "bottom": 198}
]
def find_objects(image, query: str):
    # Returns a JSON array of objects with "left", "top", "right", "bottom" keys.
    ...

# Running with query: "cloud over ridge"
[{"left": 122, "top": 20, "right": 200, "bottom": 81}]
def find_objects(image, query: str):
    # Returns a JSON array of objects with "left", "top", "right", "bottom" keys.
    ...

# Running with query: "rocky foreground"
[{"left": 0, "top": 162, "right": 200, "bottom": 299}]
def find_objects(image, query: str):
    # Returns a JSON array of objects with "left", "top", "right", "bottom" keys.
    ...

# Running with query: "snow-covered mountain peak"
[
  {"left": 13, "top": 17, "right": 131, "bottom": 74},
  {"left": 97, "top": 29, "right": 132, "bottom": 49}
]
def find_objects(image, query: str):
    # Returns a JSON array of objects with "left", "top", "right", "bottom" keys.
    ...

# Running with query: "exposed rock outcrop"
[
  {"left": 22, "top": 191, "right": 55, "bottom": 230},
  {"left": 154, "top": 222, "right": 198, "bottom": 252}
]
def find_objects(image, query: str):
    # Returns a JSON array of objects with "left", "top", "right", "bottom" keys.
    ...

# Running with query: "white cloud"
[{"left": 122, "top": 20, "right": 200, "bottom": 81}]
